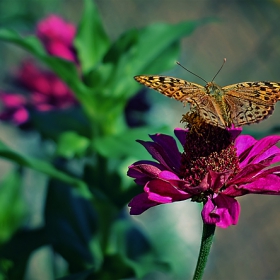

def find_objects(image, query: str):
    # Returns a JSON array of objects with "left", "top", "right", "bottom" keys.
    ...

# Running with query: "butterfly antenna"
[
  {"left": 176, "top": 61, "right": 208, "bottom": 84},
  {"left": 211, "top": 58, "right": 226, "bottom": 82}
]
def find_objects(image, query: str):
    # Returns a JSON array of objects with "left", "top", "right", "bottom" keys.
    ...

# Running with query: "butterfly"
[{"left": 134, "top": 72, "right": 280, "bottom": 128}]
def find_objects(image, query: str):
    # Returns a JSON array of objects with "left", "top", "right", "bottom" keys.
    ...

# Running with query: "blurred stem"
[
  {"left": 78, "top": 90, "right": 128, "bottom": 138},
  {"left": 192, "top": 223, "right": 216, "bottom": 280},
  {"left": 93, "top": 155, "right": 118, "bottom": 253}
]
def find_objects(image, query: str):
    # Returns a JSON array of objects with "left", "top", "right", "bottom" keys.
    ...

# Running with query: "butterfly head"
[
  {"left": 205, "top": 82, "right": 224, "bottom": 97},
  {"left": 204, "top": 58, "right": 226, "bottom": 97}
]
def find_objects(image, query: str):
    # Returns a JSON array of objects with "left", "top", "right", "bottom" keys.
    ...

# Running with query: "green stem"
[{"left": 192, "top": 223, "right": 216, "bottom": 280}]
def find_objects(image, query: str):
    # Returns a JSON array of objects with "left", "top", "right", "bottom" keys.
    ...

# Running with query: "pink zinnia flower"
[
  {"left": 128, "top": 121, "right": 280, "bottom": 228},
  {"left": 36, "top": 15, "right": 77, "bottom": 62},
  {"left": 17, "top": 60, "right": 77, "bottom": 111},
  {"left": 0, "top": 93, "right": 29, "bottom": 124}
]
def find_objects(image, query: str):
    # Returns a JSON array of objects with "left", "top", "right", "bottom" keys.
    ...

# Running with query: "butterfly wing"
[
  {"left": 134, "top": 75, "right": 227, "bottom": 128},
  {"left": 223, "top": 81, "right": 280, "bottom": 126},
  {"left": 134, "top": 75, "right": 205, "bottom": 101}
]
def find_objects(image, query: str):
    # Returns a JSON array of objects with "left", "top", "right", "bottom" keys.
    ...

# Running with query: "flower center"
[{"left": 180, "top": 112, "right": 240, "bottom": 187}]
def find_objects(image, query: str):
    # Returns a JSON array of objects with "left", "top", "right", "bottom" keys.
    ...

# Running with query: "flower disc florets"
[{"left": 180, "top": 112, "right": 240, "bottom": 190}]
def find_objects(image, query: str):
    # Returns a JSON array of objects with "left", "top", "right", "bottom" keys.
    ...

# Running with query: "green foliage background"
[{"left": 0, "top": 0, "right": 280, "bottom": 280}]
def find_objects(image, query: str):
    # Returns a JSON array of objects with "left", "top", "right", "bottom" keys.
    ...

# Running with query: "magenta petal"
[
  {"left": 227, "top": 163, "right": 266, "bottom": 185},
  {"left": 128, "top": 193, "right": 159, "bottom": 215},
  {"left": 257, "top": 152, "right": 280, "bottom": 167},
  {"left": 254, "top": 146, "right": 280, "bottom": 165},
  {"left": 0, "top": 93, "right": 27, "bottom": 107},
  {"left": 137, "top": 139, "right": 181, "bottom": 172},
  {"left": 182, "top": 171, "right": 232, "bottom": 195},
  {"left": 214, "top": 195, "right": 240, "bottom": 228},
  {"left": 201, "top": 197, "right": 220, "bottom": 225},
  {"left": 150, "top": 133, "right": 182, "bottom": 169},
  {"left": 145, "top": 179, "right": 191, "bottom": 203},
  {"left": 13, "top": 107, "right": 29, "bottom": 124},
  {"left": 226, "top": 165, "right": 280, "bottom": 196},
  {"left": 174, "top": 128, "right": 188, "bottom": 146},
  {"left": 202, "top": 195, "right": 240, "bottom": 228},
  {"left": 266, "top": 153, "right": 280, "bottom": 165},
  {"left": 239, "top": 173, "right": 280, "bottom": 194},
  {"left": 205, "top": 170, "right": 232, "bottom": 192},
  {"left": 240, "top": 135, "right": 280, "bottom": 167},
  {"left": 47, "top": 41, "right": 76, "bottom": 61},
  {"left": 228, "top": 127, "right": 242, "bottom": 141},
  {"left": 159, "top": 170, "right": 180, "bottom": 180},
  {"left": 127, "top": 161, "right": 163, "bottom": 185},
  {"left": 235, "top": 135, "right": 256, "bottom": 157},
  {"left": 128, "top": 161, "right": 162, "bottom": 178},
  {"left": 260, "top": 165, "right": 280, "bottom": 175},
  {"left": 222, "top": 185, "right": 246, "bottom": 197}
]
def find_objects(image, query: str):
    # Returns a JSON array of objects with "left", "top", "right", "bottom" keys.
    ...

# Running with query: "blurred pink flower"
[
  {"left": 0, "top": 93, "right": 29, "bottom": 124},
  {"left": 18, "top": 60, "right": 77, "bottom": 111},
  {"left": 0, "top": 15, "right": 79, "bottom": 125},
  {"left": 0, "top": 59, "right": 77, "bottom": 124},
  {"left": 36, "top": 15, "right": 77, "bottom": 62},
  {"left": 128, "top": 127, "right": 280, "bottom": 228}
]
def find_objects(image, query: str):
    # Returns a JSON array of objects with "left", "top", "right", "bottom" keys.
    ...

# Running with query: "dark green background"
[{"left": 1, "top": 1, "right": 280, "bottom": 279}]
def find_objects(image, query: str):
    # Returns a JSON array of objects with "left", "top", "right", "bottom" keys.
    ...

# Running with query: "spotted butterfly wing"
[
  {"left": 134, "top": 75, "right": 280, "bottom": 128},
  {"left": 222, "top": 81, "right": 280, "bottom": 126},
  {"left": 134, "top": 75, "right": 227, "bottom": 128}
]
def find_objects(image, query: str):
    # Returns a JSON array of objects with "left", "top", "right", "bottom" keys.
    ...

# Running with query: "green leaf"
[
  {"left": 97, "top": 254, "right": 135, "bottom": 279},
  {"left": 84, "top": 161, "right": 127, "bottom": 208},
  {"left": 74, "top": 0, "right": 110, "bottom": 74},
  {"left": 132, "top": 20, "right": 211, "bottom": 74},
  {"left": 103, "top": 28, "right": 138, "bottom": 65},
  {"left": 57, "top": 269, "right": 94, "bottom": 280},
  {"left": 142, "top": 41, "right": 179, "bottom": 74},
  {"left": 0, "top": 139, "right": 91, "bottom": 197},
  {"left": 0, "top": 171, "right": 27, "bottom": 244},
  {"left": 108, "top": 220, "right": 170, "bottom": 278},
  {"left": 92, "top": 126, "right": 172, "bottom": 159},
  {"left": 0, "top": 228, "right": 48, "bottom": 279},
  {"left": 0, "top": 28, "right": 46, "bottom": 54},
  {"left": 56, "top": 131, "right": 90, "bottom": 159},
  {"left": 84, "top": 28, "right": 138, "bottom": 89},
  {"left": 45, "top": 180, "right": 102, "bottom": 272},
  {"left": 30, "top": 108, "right": 91, "bottom": 141},
  {"left": 87, "top": 18, "right": 213, "bottom": 100},
  {"left": 0, "top": 258, "right": 13, "bottom": 277}
]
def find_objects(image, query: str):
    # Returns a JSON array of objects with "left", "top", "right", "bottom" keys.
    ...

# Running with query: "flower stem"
[{"left": 192, "top": 223, "right": 216, "bottom": 280}]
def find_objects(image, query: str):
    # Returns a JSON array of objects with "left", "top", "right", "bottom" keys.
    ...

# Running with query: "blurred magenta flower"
[
  {"left": 0, "top": 15, "right": 79, "bottom": 125},
  {"left": 128, "top": 127, "right": 280, "bottom": 228},
  {"left": 36, "top": 14, "right": 77, "bottom": 62},
  {"left": 0, "top": 93, "right": 29, "bottom": 124},
  {"left": 17, "top": 60, "right": 77, "bottom": 111},
  {"left": 0, "top": 60, "right": 77, "bottom": 124}
]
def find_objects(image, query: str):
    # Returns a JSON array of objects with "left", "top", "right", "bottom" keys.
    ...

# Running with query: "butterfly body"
[
  {"left": 204, "top": 82, "right": 231, "bottom": 127},
  {"left": 134, "top": 75, "right": 280, "bottom": 128}
]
